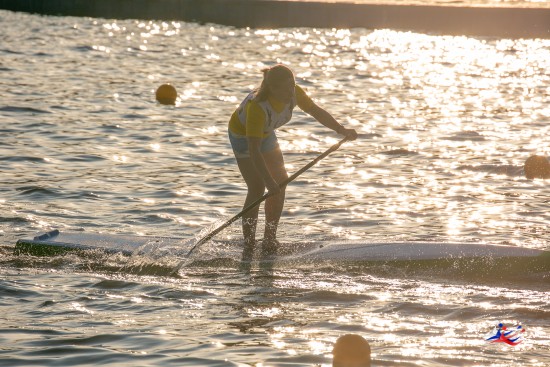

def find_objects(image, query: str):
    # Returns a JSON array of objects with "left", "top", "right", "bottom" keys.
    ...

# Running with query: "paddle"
[{"left": 183, "top": 136, "right": 350, "bottom": 259}]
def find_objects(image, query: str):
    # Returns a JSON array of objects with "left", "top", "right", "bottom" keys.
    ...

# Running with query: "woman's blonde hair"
[{"left": 253, "top": 64, "right": 295, "bottom": 102}]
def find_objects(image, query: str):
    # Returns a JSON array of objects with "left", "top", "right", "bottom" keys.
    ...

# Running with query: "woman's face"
[{"left": 268, "top": 77, "right": 295, "bottom": 103}]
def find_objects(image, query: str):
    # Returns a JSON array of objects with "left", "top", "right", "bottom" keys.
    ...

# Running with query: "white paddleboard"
[
  {"left": 15, "top": 230, "right": 187, "bottom": 256},
  {"left": 14, "top": 230, "right": 549, "bottom": 262},
  {"left": 288, "top": 241, "right": 547, "bottom": 261}
]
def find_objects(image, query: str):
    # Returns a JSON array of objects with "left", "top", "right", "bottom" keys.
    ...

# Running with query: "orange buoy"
[
  {"left": 155, "top": 84, "right": 177, "bottom": 105},
  {"left": 332, "top": 334, "right": 371, "bottom": 367},
  {"left": 524, "top": 155, "right": 550, "bottom": 179}
]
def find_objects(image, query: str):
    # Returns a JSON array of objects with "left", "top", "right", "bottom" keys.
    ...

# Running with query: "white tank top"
[{"left": 236, "top": 91, "right": 297, "bottom": 135}]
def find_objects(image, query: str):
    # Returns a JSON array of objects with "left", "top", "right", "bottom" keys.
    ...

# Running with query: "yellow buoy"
[
  {"left": 155, "top": 84, "right": 177, "bottom": 105},
  {"left": 524, "top": 155, "right": 550, "bottom": 179},
  {"left": 332, "top": 334, "right": 371, "bottom": 367}
]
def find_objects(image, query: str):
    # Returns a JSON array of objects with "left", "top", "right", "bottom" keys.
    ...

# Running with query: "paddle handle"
[{"left": 185, "top": 136, "right": 349, "bottom": 257}]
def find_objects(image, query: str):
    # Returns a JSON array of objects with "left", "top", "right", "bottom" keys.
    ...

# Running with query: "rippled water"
[{"left": 1, "top": 9, "right": 549, "bottom": 367}]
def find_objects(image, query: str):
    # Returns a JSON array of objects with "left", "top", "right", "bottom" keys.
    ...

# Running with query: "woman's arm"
[{"left": 305, "top": 103, "right": 358, "bottom": 141}]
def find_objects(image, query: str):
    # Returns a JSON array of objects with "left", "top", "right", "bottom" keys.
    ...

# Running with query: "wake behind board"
[{"left": 14, "top": 230, "right": 549, "bottom": 262}]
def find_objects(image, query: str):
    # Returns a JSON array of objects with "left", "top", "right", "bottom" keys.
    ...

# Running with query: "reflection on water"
[{"left": 0, "top": 10, "right": 549, "bottom": 367}]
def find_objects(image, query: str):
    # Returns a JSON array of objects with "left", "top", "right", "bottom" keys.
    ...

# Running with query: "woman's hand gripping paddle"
[{"left": 175, "top": 136, "right": 351, "bottom": 270}]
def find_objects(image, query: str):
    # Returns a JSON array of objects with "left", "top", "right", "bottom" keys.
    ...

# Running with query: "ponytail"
[{"left": 253, "top": 68, "right": 271, "bottom": 102}]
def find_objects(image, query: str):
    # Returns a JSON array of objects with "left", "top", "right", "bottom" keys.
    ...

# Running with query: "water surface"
[{"left": 0, "top": 9, "right": 549, "bottom": 367}]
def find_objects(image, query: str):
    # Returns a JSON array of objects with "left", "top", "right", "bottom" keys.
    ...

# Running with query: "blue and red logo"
[{"left": 484, "top": 323, "right": 525, "bottom": 346}]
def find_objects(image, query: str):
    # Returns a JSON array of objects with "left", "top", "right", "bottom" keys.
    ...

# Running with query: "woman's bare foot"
[
  {"left": 261, "top": 238, "right": 280, "bottom": 257},
  {"left": 241, "top": 239, "right": 255, "bottom": 262}
]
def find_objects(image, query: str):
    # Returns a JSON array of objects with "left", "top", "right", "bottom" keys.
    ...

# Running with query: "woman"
[{"left": 228, "top": 64, "right": 357, "bottom": 258}]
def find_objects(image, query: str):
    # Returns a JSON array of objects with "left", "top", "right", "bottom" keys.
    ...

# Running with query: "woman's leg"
[
  {"left": 261, "top": 146, "right": 288, "bottom": 245},
  {"left": 236, "top": 157, "right": 266, "bottom": 248}
]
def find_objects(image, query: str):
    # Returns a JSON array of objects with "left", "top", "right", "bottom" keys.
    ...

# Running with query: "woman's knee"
[
  {"left": 263, "top": 149, "right": 288, "bottom": 184},
  {"left": 277, "top": 171, "right": 289, "bottom": 184},
  {"left": 246, "top": 182, "right": 265, "bottom": 198}
]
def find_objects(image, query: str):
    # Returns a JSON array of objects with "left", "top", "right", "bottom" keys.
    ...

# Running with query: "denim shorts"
[{"left": 228, "top": 130, "right": 279, "bottom": 159}]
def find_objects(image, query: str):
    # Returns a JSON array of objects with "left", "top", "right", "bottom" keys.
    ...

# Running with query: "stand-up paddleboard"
[
  {"left": 14, "top": 230, "right": 549, "bottom": 262},
  {"left": 14, "top": 230, "right": 186, "bottom": 257}
]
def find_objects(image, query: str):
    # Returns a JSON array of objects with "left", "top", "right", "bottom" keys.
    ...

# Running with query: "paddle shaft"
[{"left": 185, "top": 136, "right": 349, "bottom": 257}]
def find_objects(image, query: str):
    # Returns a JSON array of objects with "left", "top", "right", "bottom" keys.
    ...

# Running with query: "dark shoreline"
[{"left": 1, "top": 0, "right": 549, "bottom": 38}]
